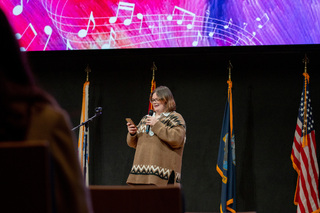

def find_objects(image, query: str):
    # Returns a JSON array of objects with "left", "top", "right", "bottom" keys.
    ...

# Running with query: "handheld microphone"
[{"left": 146, "top": 109, "right": 153, "bottom": 134}]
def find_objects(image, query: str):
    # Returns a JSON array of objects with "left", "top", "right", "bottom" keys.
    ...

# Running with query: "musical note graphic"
[
  {"left": 66, "top": 39, "right": 73, "bottom": 50},
  {"left": 102, "top": 28, "right": 116, "bottom": 49},
  {"left": 204, "top": 9, "right": 210, "bottom": 33},
  {"left": 109, "top": 2, "right": 135, "bottom": 26},
  {"left": 192, "top": 31, "right": 202, "bottom": 46},
  {"left": 137, "top": 13, "right": 143, "bottom": 33},
  {"left": 209, "top": 24, "right": 217, "bottom": 37},
  {"left": 243, "top": 22, "right": 248, "bottom": 30},
  {"left": 250, "top": 32, "right": 257, "bottom": 41},
  {"left": 43, "top": 25, "right": 52, "bottom": 50},
  {"left": 249, "top": 13, "right": 269, "bottom": 42},
  {"left": 8, "top": 0, "right": 264, "bottom": 50},
  {"left": 205, "top": 9, "right": 210, "bottom": 23},
  {"left": 224, "top": 18, "right": 233, "bottom": 29},
  {"left": 256, "top": 13, "right": 269, "bottom": 29},
  {"left": 78, "top": 11, "right": 95, "bottom": 38},
  {"left": 13, "top": 0, "right": 29, "bottom": 16},
  {"left": 167, "top": 6, "right": 196, "bottom": 29},
  {"left": 15, "top": 23, "right": 37, "bottom": 51}
]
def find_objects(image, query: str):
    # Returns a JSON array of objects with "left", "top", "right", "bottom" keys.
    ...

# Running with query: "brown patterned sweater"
[{"left": 126, "top": 111, "right": 186, "bottom": 186}]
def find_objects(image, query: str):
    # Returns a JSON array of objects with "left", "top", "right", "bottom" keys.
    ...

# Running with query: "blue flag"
[{"left": 216, "top": 80, "right": 236, "bottom": 213}]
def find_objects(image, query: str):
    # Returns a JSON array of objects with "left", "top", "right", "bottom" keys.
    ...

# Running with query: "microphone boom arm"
[{"left": 72, "top": 107, "right": 102, "bottom": 131}]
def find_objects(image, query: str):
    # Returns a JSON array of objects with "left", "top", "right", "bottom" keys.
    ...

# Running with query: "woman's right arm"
[{"left": 126, "top": 123, "right": 138, "bottom": 148}]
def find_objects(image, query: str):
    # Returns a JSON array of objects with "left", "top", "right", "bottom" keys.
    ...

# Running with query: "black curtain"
[{"left": 27, "top": 45, "right": 320, "bottom": 212}]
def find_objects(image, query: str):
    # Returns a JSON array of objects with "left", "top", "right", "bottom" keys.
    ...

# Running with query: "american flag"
[{"left": 291, "top": 72, "right": 320, "bottom": 213}]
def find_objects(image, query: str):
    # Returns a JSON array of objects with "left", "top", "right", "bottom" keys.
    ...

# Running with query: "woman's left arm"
[{"left": 152, "top": 121, "right": 186, "bottom": 149}]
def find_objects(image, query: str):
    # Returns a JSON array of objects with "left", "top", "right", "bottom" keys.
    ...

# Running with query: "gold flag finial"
[
  {"left": 228, "top": 60, "right": 233, "bottom": 80},
  {"left": 85, "top": 65, "right": 91, "bottom": 82},
  {"left": 151, "top": 62, "right": 157, "bottom": 80},
  {"left": 303, "top": 54, "right": 309, "bottom": 73}
]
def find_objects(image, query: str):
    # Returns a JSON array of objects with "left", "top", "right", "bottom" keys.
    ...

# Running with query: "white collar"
[
  {"left": 163, "top": 112, "right": 170, "bottom": 116},
  {"left": 152, "top": 112, "right": 171, "bottom": 117}
]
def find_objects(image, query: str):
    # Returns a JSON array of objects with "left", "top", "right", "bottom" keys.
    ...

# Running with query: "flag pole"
[
  {"left": 227, "top": 60, "right": 233, "bottom": 141},
  {"left": 151, "top": 61, "right": 157, "bottom": 84},
  {"left": 228, "top": 60, "right": 232, "bottom": 81},
  {"left": 85, "top": 64, "right": 91, "bottom": 82},
  {"left": 303, "top": 54, "right": 309, "bottom": 73},
  {"left": 302, "top": 55, "right": 309, "bottom": 148}
]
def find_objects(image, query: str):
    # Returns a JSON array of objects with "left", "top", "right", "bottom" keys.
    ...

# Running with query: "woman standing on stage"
[{"left": 126, "top": 86, "right": 186, "bottom": 185}]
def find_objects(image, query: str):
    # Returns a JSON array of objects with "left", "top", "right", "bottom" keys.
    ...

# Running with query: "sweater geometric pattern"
[
  {"left": 130, "top": 164, "right": 181, "bottom": 183},
  {"left": 160, "top": 114, "right": 186, "bottom": 129},
  {"left": 137, "top": 112, "right": 186, "bottom": 134}
]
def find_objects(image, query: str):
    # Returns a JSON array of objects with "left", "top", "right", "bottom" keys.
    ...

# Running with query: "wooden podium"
[{"left": 90, "top": 185, "right": 184, "bottom": 213}]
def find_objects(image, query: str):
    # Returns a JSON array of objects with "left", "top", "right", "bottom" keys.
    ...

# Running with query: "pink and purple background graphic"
[{"left": 1, "top": 0, "right": 320, "bottom": 51}]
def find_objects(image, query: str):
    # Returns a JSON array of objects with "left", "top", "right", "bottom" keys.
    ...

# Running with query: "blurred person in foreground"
[
  {"left": 0, "top": 9, "right": 93, "bottom": 213},
  {"left": 126, "top": 86, "right": 186, "bottom": 185}
]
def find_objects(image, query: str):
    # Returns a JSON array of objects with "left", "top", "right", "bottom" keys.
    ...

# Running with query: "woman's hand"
[
  {"left": 127, "top": 123, "right": 137, "bottom": 135},
  {"left": 146, "top": 115, "right": 158, "bottom": 127}
]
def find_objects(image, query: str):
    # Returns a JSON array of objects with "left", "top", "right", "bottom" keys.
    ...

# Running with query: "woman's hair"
[
  {"left": 150, "top": 86, "right": 176, "bottom": 112},
  {"left": 0, "top": 9, "right": 56, "bottom": 141}
]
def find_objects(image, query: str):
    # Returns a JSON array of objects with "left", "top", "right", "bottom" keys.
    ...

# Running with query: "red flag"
[
  {"left": 148, "top": 62, "right": 157, "bottom": 112},
  {"left": 291, "top": 72, "right": 320, "bottom": 213},
  {"left": 148, "top": 78, "right": 156, "bottom": 112}
]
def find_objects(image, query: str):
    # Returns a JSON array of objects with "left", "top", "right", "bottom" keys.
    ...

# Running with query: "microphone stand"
[{"left": 72, "top": 107, "right": 102, "bottom": 183}]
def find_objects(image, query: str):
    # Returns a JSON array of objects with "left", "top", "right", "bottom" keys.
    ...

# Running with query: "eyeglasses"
[{"left": 150, "top": 98, "right": 162, "bottom": 103}]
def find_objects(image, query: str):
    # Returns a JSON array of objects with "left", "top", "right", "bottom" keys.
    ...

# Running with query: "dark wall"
[{"left": 27, "top": 45, "right": 320, "bottom": 213}]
